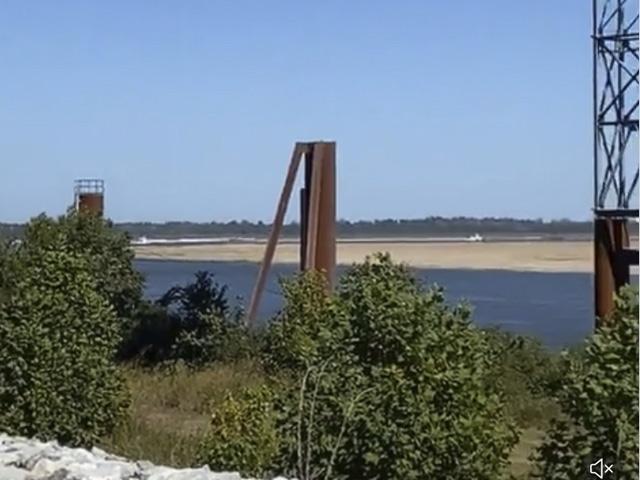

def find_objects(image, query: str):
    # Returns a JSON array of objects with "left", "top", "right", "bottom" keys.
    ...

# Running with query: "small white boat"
[{"left": 466, "top": 233, "right": 484, "bottom": 242}]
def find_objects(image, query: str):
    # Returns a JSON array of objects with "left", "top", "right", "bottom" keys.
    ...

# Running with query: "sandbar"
[{"left": 132, "top": 240, "right": 626, "bottom": 273}]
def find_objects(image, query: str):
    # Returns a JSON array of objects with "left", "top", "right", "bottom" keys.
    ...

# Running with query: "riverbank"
[{"left": 135, "top": 240, "right": 600, "bottom": 273}]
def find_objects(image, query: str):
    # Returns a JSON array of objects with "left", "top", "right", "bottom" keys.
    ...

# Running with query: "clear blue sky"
[{"left": 1, "top": 0, "right": 592, "bottom": 223}]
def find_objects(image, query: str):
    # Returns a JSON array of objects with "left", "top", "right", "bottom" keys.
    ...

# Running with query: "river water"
[{"left": 134, "top": 259, "right": 636, "bottom": 349}]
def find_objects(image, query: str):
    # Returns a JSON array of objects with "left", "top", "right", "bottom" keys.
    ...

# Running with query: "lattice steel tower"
[{"left": 592, "top": 0, "right": 639, "bottom": 321}]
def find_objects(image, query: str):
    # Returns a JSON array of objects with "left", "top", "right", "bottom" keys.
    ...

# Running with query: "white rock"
[
  {"left": 143, "top": 466, "right": 241, "bottom": 480},
  {"left": 0, "top": 434, "right": 290, "bottom": 480},
  {"left": 141, "top": 465, "right": 241, "bottom": 480},
  {"left": 0, "top": 465, "right": 28, "bottom": 480}
]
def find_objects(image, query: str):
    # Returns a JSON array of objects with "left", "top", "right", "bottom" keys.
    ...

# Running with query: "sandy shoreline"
[{"left": 133, "top": 240, "right": 625, "bottom": 273}]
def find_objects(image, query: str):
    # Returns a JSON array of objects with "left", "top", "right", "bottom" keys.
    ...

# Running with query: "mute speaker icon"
[{"left": 589, "top": 458, "right": 613, "bottom": 478}]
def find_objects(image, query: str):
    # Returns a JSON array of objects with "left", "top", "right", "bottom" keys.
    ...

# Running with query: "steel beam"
[
  {"left": 245, "top": 143, "right": 307, "bottom": 326},
  {"left": 301, "top": 142, "right": 336, "bottom": 289},
  {"left": 594, "top": 218, "right": 631, "bottom": 324},
  {"left": 592, "top": 0, "right": 638, "bottom": 326},
  {"left": 594, "top": 208, "right": 640, "bottom": 218},
  {"left": 304, "top": 143, "right": 324, "bottom": 272},
  {"left": 246, "top": 141, "right": 336, "bottom": 327}
]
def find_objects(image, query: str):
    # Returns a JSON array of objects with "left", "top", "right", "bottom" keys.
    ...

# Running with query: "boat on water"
[{"left": 466, "top": 233, "right": 484, "bottom": 242}]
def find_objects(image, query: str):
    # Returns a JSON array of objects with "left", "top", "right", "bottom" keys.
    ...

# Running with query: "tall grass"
[
  {"left": 99, "top": 334, "right": 568, "bottom": 475},
  {"left": 100, "top": 360, "right": 268, "bottom": 467}
]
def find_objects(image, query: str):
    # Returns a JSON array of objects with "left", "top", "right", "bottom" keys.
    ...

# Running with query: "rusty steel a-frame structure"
[
  {"left": 592, "top": 0, "right": 639, "bottom": 324},
  {"left": 246, "top": 142, "right": 336, "bottom": 326}
]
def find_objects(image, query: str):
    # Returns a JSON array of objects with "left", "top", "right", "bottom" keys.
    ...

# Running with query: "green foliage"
[
  {"left": 484, "top": 329, "right": 564, "bottom": 428},
  {"left": 170, "top": 310, "right": 252, "bottom": 366},
  {"left": 207, "top": 253, "right": 518, "bottom": 479},
  {"left": 158, "top": 270, "right": 232, "bottom": 320},
  {"left": 119, "top": 300, "right": 177, "bottom": 364},
  {"left": 0, "top": 246, "right": 128, "bottom": 446},
  {"left": 162, "top": 271, "right": 255, "bottom": 366},
  {"left": 267, "top": 360, "right": 374, "bottom": 480},
  {"left": 263, "top": 270, "right": 348, "bottom": 372},
  {"left": 532, "top": 287, "right": 639, "bottom": 479},
  {"left": 123, "top": 271, "right": 255, "bottom": 366},
  {"left": 20, "top": 212, "right": 143, "bottom": 329},
  {"left": 329, "top": 255, "right": 517, "bottom": 479},
  {"left": 0, "top": 239, "right": 20, "bottom": 305},
  {"left": 198, "top": 386, "right": 279, "bottom": 477}
]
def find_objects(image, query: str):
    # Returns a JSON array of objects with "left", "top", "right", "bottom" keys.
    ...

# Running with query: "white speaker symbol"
[{"left": 589, "top": 458, "right": 614, "bottom": 478}]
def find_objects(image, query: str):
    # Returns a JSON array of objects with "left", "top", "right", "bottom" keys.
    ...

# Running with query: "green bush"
[
  {"left": 484, "top": 329, "right": 564, "bottom": 428},
  {"left": 198, "top": 386, "right": 279, "bottom": 477},
  {"left": 203, "top": 253, "right": 518, "bottom": 479},
  {"left": 170, "top": 310, "right": 252, "bottom": 366},
  {"left": 532, "top": 287, "right": 639, "bottom": 479},
  {"left": 316, "top": 255, "right": 516, "bottom": 479},
  {"left": 118, "top": 300, "right": 176, "bottom": 364},
  {"left": 20, "top": 212, "right": 143, "bottom": 329},
  {"left": 263, "top": 270, "right": 348, "bottom": 372},
  {"left": 0, "top": 239, "right": 19, "bottom": 305},
  {"left": 158, "top": 270, "right": 233, "bottom": 320},
  {"left": 163, "top": 271, "right": 252, "bottom": 365},
  {"left": 124, "top": 271, "right": 255, "bottom": 366},
  {"left": 0, "top": 246, "right": 128, "bottom": 446}
]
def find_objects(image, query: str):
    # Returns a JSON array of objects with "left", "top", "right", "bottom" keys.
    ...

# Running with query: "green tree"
[
  {"left": 0, "top": 239, "right": 20, "bottom": 305},
  {"left": 532, "top": 287, "right": 639, "bottom": 479},
  {"left": 0, "top": 246, "right": 128, "bottom": 446},
  {"left": 123, "top": 271, "right": 253, "bottom": 366},
  {"left": 263, "top": 270, "right": 348, "bottom": 372},
  {"left": 20, "top": 212, "right": 143, "bottom": 330}
]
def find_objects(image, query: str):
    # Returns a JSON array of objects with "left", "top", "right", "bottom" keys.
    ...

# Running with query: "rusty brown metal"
[
  {"left": 299, "top": 187, "right": 308, "bottom": 270},
  {"left": 594, "top": 218, "right": 631, "bottom": 326},
  {"left": 299, "top": 147, "right": 314, "bottom": 270},
  {"left": 304, "top": 143, "right": 324, "bottom": 271},
  {"left": 299, "top": 142, "right": 337, "bottom": 289},
  {"left": 77, "top": 193, "right": 104, "bottom": 216},
  {"left": 245, "top": 143, "right": 307, "bottom": 327},
  {"left": 312, "top": 142, "right": 336, "bottom": 289},
  {"left": 246, "top": 141, "right": 337, "bottom": 327},
  {"left": 74, "top": 179, "right": 105, "bottom": 216}
]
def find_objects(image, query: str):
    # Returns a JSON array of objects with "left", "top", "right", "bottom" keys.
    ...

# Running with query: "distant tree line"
[{"left": 0, "top": 217, "right": 593, "bottom": 240}]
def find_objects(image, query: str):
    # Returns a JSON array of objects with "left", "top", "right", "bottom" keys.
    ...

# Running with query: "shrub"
[
  {"left": 101, "top": 360, "right": 268, "bottom": 468},
  {"left": 484, "top": 329, "right": 564, "bottom": 428},
  {"left": 263, "top": 270, "right": 348, "bottom": 372},
  {"left": 123, "top": 271, "right": 255, "bottom": 366},
  {"left": 20, "top": 212, "right": 143, "bottom": 329},
  {"left": 158, "top": 270, "right": 233, "bottom": 320},
  {"left": 170, "top": 310, "right": 248, "bottom": 366},
  {"left": 118, "top": 300, "right": 176, "bottom": 364},
  {"left": 163, "top": 270, "right": 256, "bottom": 366},
  {"left": 532, "top": 286, "right": 639, "bottom": 479},
  {"left": 204, "top": 253, "right": 518, "bottom": 479},
  {"left": 0, "top": 246, "right": 128, "bottom": 446},
  {"left": 269, "top": 359, "right": 372, "bottom": 480},
  {"left": 0, "top": 239, "right": 19, "bottom": 305},
  {"left": 321, "top": 254, "right": 517, "bottom": 479},
  {"left": 198, "top": 386, "right": 279, "bottom": 477}
]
